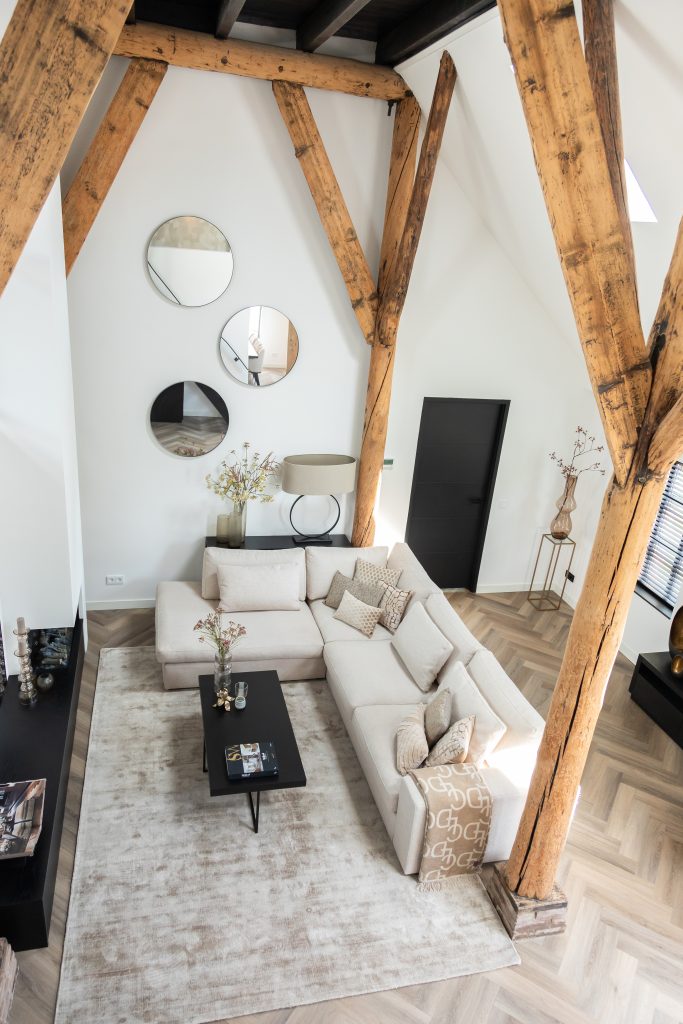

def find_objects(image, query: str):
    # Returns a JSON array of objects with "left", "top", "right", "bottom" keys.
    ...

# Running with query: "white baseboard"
[
  {"left": 473, "top": 583, "right": 529, "bottom": 594},
  {"left": 87, "top": 598, "right": 156, "bottom": 611}
]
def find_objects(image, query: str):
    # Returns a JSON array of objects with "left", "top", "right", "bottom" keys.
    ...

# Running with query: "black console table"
[
  {"left": 0, "top": 617, "right": 84, "bottom": 950},
  {"left": 629, "top": 651, "right": 683, "bottom": 749},
  {"left": 205, "top": 534, "right": 351, "bottom": 549}
]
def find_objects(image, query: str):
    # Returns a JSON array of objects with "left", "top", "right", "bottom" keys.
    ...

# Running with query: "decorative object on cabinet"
[
  {"left": 548, "top": 426, "right": 605, "bottom": 539},
  {"left": 13, "top": 618, "right": 37, "bottom": 706},
  {"left": 147, "top": 215, "right": 233, "bottom": 306},
  {"left": 669, "top": 606, "right": 683, "bottom": 676},
  {"left": 281, "top": 454, "right": 357, "bottom": 545},
  {"left": 206, "top": 443, "right": 279, "bottom": 547},
  {"left": 0, "top": 780, "right": 46, "bottom": 860},
  {"left": 219, "top": 306, "right": 299, "bottom": 387},
  {"left": 629, "top": 651, "right": 683, "bottom": 749},
  {"left": 150, "top": 382, "right": 229, "bottom": 458},
  {"left": 528, "top": 533, "right": 576, "bottom": 612},
  {"left": 0, "top": 622, "right": 6, "bottom": 698}
]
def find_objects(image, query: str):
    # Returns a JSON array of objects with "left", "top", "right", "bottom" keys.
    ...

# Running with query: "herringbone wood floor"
[{"left": 9, "top": 594, "right": 683, "bottom": 1024}]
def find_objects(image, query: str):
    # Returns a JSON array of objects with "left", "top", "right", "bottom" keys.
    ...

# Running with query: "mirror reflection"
[
  {"left": 147, "top": 216, "right": 234, "bottom": 306},
  {"left": 219, "top": 306, "right": 299, "bottom": 387},
  {"left": 150, "top": 382, "right": 229, "bottom": 457}
]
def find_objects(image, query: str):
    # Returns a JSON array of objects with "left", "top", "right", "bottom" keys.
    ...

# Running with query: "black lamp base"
[{"left": 289, "top": 494, "right": 340, "bottom": 546}]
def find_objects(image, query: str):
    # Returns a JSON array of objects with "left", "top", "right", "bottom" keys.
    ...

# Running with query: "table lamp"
[{"left": 281, "top": 454, "right": 357, "bottom": 544}]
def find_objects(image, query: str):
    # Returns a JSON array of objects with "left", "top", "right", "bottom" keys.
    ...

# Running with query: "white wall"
[{"left": 0, "top": 182, "right": 84, "bottom": 673}]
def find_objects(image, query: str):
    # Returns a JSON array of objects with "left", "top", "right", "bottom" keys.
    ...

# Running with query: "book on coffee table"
[{"left": 225, "top": 742, "right": 279, "bottom": 781}]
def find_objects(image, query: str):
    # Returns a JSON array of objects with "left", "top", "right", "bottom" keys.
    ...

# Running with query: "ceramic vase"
[{"left": 550, "top": 474, "right": 578, "bottom": 540}]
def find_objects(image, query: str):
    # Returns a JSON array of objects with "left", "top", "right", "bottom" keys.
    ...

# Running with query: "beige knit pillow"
[
  {"left": 426, "top": 715, "right": 475, "bottom": 767},
  {"left": 396, "top": 705, "right": 429, "bottom": 776},
  {"left": 377, "top": 581, "right": 413, "bottom": 633},
  {"left": 333, "top": 590, "right": 382, "bottom": 637},
  {"left": 354, "top": 558, "right": 402, "bottom": 589},
  {"left": 424, "top": 689, "right": 452, "bottom": 747}
]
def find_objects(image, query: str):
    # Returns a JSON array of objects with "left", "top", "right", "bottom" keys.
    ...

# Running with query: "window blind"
[{"left": 639, "top": 461, "right": 683, "bottom": 610}]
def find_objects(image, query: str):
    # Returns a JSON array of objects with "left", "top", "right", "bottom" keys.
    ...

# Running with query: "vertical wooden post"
[{"left": 0, "top": 0, "right": 134, "bottom": 298}]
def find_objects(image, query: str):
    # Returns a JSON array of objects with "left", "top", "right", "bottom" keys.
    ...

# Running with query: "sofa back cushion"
[
  {"left": 387, "top": 543, "right": 441, "bottom": 608},
  {"left": 306, "top": 545, "right": 388, "bottom": 601},
  {"left": 202, "top": 546, "right": 306, "bottom": 601},
  {"left": 436, "top": 660, "right": 507, "bottom": 767},
  {"left": 391, "top": 602, "right": 453, "bottom": 692},
  {"left": 467, "top": 649, "right": 544, "bottom": 781},
  {"left": 217, "top": 562, "right": 301, "bottom": 612},
  {"left": 425, "top": 592, "right": 483, "bottom": 671}
]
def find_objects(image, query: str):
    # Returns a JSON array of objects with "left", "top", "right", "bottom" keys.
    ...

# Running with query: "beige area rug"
[{"left": 56, "top": 647, "right": 519, "bottom": 1024}]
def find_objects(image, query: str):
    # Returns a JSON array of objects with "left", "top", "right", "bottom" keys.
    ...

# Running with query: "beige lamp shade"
[{"left": 281, "top": 454, "right": 357, "bottom": 495}]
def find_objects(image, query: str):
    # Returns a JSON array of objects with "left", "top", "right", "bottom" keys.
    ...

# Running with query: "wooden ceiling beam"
[
  {"left": 273, "top": 81, "right": 378, "bottom": 345},
  {"left": 0, "top": 0, "right": 133, "bottom": 300},
  {"left": 498, "top": 0, "right": 649, "bottom": 487},
  {"left": 297, "top": 0, "right": 373, "bottom": 53},
  {"left": 215, "top": 0, "right": 248, "bottom": 39},
  {"left": 63, "top": 58, "right": 167, "bottom": 275},
  {"left": 583, "top": 0, "right": 638, "bottom": 311},
  {"left": 114, "top": 23, "right": 411, "bottom": 100},
  {"left": 376, "top": 0, "right": 494, "bottom": 66}
]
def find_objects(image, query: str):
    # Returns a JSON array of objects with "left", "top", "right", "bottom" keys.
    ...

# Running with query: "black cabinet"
[
  {"left": 629, "top": 651, "right": 683, "bottom": 749},
  {"left": 205, "top": 534, "right": 351, "bottom": 549}
]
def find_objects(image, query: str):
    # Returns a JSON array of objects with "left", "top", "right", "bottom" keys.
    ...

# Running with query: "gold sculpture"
[
  {"left": 669, "top": 606, "right": 683, "bottom": 676},
  {"left": 213, "top": 688, "right": 234, "bottom": 711}
]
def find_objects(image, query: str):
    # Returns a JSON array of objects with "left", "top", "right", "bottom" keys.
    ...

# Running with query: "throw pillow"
[
  {"left": 436, "top": 660, "right": 507, "bottom": 767},
  {"left": 324, "top": 571, "right": 383, "bottom": 610},
  {"left": 426, "top": 715, "right": 475, "bottom": 767},
  {"left": 424, "top": 688, "right": 452, "bottom": 747},
  {"left": 217, "top": 562, "right": 300, "bottom": 612},
  {"left": 333, "top": 590, "right": 382, "bottom": 637},
  {"left": 396, "top": 705, "right": 429, "bottom": 776},
  {"left": 391, "top": 602, "right": 454, "bottom": 692},
  {"left": 377, "top": 581, "right": 413, "bottom": 633},
  {"left": 354, "top": 558, "right": 402, "bottom": 589}
]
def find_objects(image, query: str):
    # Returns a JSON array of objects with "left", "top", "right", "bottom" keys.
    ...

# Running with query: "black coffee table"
[{"left": 198, "top": 670, "right": 306, "bottom": 832}]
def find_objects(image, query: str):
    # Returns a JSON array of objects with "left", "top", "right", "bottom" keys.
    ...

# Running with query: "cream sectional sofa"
[{"left": 155, "top": 541, "right": 544, "bottom": 873}]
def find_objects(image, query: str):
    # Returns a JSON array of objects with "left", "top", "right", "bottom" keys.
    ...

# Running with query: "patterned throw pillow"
[
  {"left": 425, "top": 689, "right": 452, "bottom": 747},
  {"left": 324, "top": 571, "right": 383, "bottom": 610},
  {"left": 333, "top": 590, "right": 382, "bottom": 637},
  {"left": 426, "top": 715, "right": 475, "bottom": 767},
  {"left": 396, "top": 705, "right": 429, "bottom": 775},
  {"left": 354, "top": 558, "right": 403, "bottom": 589},
  {"left": 377, "top": 581, "right": 413, "bottom": 633}
]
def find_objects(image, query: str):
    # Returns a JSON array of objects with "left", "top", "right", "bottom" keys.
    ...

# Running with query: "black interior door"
[{"left": 405, "top": 398, "right": 509, "bottom": 590}]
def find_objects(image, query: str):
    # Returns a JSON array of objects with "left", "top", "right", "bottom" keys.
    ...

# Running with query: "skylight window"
[{"left": 625, "top": 160, "right": 657, "bottom": 223}]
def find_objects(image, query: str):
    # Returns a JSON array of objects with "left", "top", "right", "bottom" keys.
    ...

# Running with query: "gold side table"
[{"left": 528, "top": 533, "right": 576, "bottom": 611}]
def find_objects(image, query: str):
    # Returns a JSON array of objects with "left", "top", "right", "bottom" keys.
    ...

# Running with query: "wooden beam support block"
[
  {"left": 273, "top": 81, "right": 378, "bottom": 345},
  {"left": 0, "top": 0, "right": 134, "bottom": 300},
  {"left": 482, "top": 863, "right": 567, "bottom": 939},
  {"left": 115, "top": 22, "right": 411, "bottom": 101},
  {"left": 63, "top": 58, "right": 167, "bottom": 275},
  {"left": 0, "top": 940, "right": 17, "bottom": 1024}
]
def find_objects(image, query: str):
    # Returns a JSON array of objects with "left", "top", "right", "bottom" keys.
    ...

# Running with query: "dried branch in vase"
[{"left": 549, "top": 426, "right": 606, "bottom": 479}]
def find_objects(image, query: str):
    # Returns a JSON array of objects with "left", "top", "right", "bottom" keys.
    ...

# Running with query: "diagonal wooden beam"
[
  {"left": 297, "top": 0, "right": 373, "bottom": 52},
  {"left": 0, "top": 0, "right": 133, "bottom": 300},
  {"left": 648, "top": 395, "right": 683, "bottom": 477},
  {"left": 215, "top": 0, "right": 248, "bottom": 39},
  {"left": 375, "top": 51, "right": 457, "bottom": 343},
  {"left": 351, "top": 96, "right": 420, "bottom": 547},
  {"left": 115, "top": 23, "right": 410, "bottom": 101},
  {"left": 272, "top": 81, "right": 378, "bottom": 345},
  {"left": 583, "top": 0, "right": 637, "bottom": 303},
  {"left": 63, "top": 58, "right": 167, "bottom": 275},
  {"left": 498, "top": 0, "right": 650, "bottom": 487}
]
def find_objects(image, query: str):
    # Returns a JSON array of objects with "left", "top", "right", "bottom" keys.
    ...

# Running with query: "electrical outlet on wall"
[{"left": 105, "top": 574, "right": 125, "bottom": 586}]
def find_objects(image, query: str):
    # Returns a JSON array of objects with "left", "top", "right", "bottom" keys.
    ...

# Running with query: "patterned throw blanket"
[{"left": 409, "top": 763, "right": 492, "bottom": 885}]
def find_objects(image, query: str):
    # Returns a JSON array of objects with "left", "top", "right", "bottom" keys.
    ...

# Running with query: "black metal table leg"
[
  {"left": 247, "top": 791, "right": 260, "bottom": 832},
  {"left": 202, "top": 739, "right": 207, "bottom": 773}
]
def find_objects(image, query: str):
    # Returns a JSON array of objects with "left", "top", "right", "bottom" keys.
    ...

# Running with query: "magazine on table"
[
  {"left": 0, "top": 779, "right": 46, "bottom": 859},
  {"left": 225, "top": 742, "right": 279, "bottom": 780}
]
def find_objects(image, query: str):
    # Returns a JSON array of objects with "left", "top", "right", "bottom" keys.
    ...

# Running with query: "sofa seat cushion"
[
  {"left": 156, "top": 581, "right": 323, "bottom": 665},
  {"left": 324, "top": 639, "right": 432, "bottom": 729},
  {"left": 348, "top": 704, "right": 416, "bottom": 835},
  {"left": 310, "top": 599, "right": 393, "bottom": 644}
]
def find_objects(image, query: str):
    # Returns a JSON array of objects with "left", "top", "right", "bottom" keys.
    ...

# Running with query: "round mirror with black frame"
[
  {"left": 150, "top": 382, "right": 229, "bottom": 458},
  {"left": 147, "top": 216, "right": 234, "bottom": 307},
  {"left": 219, "top": 305, "right": 299, "bottom": 388}
]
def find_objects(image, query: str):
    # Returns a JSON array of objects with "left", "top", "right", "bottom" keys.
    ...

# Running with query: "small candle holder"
[
  {"left": 14, "top": 621, "right": 37, "bottom": 706},
  {"left": 234, "top": 679, "right": 249, "bottom": 710}
]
